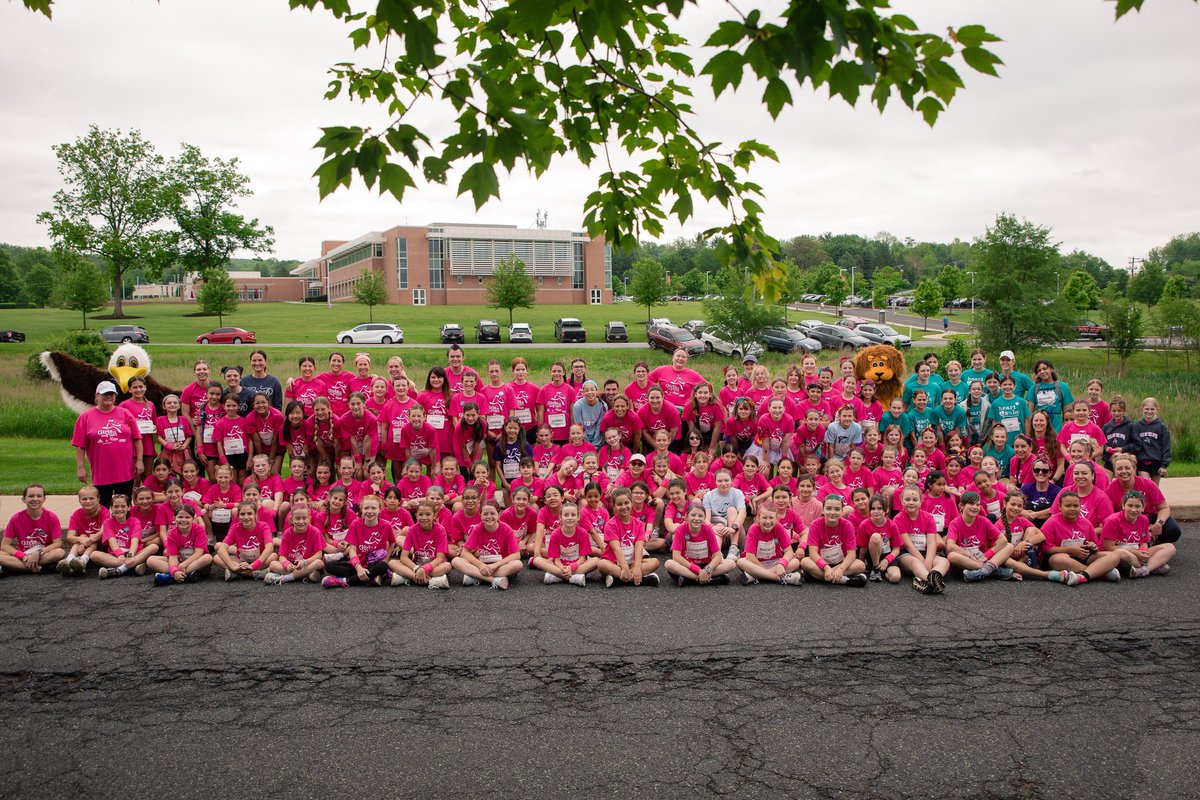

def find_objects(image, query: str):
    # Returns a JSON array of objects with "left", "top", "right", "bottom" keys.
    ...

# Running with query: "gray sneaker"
[{"left": 97, "top": 567, "right": 118, "bottom": 580}]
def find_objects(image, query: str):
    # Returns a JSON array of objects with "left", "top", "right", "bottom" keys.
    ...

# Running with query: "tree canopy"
[
  {"left": 196, "top": 268, "right": 240, "bottom": 325},
  {"left": 351, "top": 268, "right": 389, "bottom": 321}
]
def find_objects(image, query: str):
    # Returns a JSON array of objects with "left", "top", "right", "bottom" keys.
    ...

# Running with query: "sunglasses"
[{"left": 1033, "top": 468, "right": 1050, "bottom": 474}]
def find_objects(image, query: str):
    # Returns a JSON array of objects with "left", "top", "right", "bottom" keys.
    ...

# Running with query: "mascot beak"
[{"left": 110, "top": 364, "right": 148, "bottom": 393}]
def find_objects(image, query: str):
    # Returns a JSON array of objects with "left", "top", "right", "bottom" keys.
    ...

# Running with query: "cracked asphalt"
[{"left": 1, "top": 527, "right": 1196, "bottom": 800}]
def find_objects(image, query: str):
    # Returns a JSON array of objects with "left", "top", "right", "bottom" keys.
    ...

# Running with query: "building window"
[
  {"left": 396, "top": 237, "right": 408, "bottom": 289},
  {"left": 557, "top": 276, "right": 563, "bottom": 285},
  {"left": 373, "top": 243, "right": 384, "bottom": 257},
  {"left": 604, "top": 243, "right": 612, "bottom": 290},
  {"left": 413, "top": 288, "right": 426, "bottom": 306},
  {"left": 328, "top": 242, "right": 378, "bottom": 271},
  {"left": 430, "top": 238, "right": 445, "bottom": 289},
  {"left": 590, "top": 288, "right": 602, "bottom": 305},
  {"left": 573, "top": 242, "right": 585, "bottom": 289},
  {"left": 456, "top": 275, "right": 463, "bottom": 285}
]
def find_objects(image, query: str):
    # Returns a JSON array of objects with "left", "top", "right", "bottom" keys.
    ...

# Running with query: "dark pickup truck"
[{"left": 554, "top": 318, "right": 587, "bottom": 343}]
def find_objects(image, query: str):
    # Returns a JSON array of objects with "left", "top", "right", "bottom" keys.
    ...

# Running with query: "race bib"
[
  {"left": 548, "top": 413, "right": 567, "bottom": 429},
  {"left": 137, "top": 419, "right": 156, "bottom": 435},
  {"left": 184, "top": 491, "right": 202, "bottom": 503},
  {"left": 486, "top": 414, "right": 504, "bottom": 430},
  {"left": 211, "top": 507, "right": 232, "bottom": 523},
  {"left": 932, "top": 513, "right": 946, "bottom": 532},
  {"left": 621, "top": 544, "right": 635, "bottom": 561},
  {"left": 480, "top": 551, "right": 502, "bottom": 564},
  {"left": 820, "top": 543, "right": 844, "bottom": 565},
  {"left": 879, "top": 538, "right": 892, "bottom": 555},
  {"left": 411, "top": 447, "right": 429, "bottom": 460},
  {"left": 685, "top": 540, "right": 709, "bottom": 561},
  {"left": 223, "top": 437, "right": 245, "bottom": 455},
  {"left": 606, "top": 466, "right": 619, "bottom": 481},
  {"left": 559, "top": 543, "right": 579, "bottom": 562},
  {"left": 179, "top": 547, "right": 195, "bottom": 559},
  {"left": 755, "top": 539, "right": 777, "bottom": 560},
  {"left": 1063, "top": 537, "right": 1085, "bottom": 547},
  {"left": 1003, "top": 417, "right": 1020, "bottom": 433},
  {"left": 515, "top": 408, "right": 532, "bottom": 425},
  {"left": 393, "top": 428, "right": 403, "bottom": 443},
  {"left": 202, "top": 426, "right": 215, "bottom": 444},
  {"left": 1118, "top": 542, "right": 1139, "bottom": 550},
  {"left": 908, "top": 533, "right": 927, "bottom": 551},
  {"left": 165, "top": 426, "right": 184, "bottom": 443},
  {"left": 503, "top": 462, "right": 519, "bottom": 479},
  {"left": 964, "top": 546, "right": 984, "bottom": 561},
  {"left": 1070, "top": 432, "right": 1089, "bottom": 444},
  {"left": 1036, "top": 389, "right": 1056, "bottom": 408},
  {"left": 239, "top": 547, "right": 261, "bottom": 561},
  {"left": 427, "top": 414, "right": 445, "bottom": 430}
]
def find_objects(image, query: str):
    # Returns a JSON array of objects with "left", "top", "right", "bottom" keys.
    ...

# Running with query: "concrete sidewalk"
[{"left": 5, "top": 479, "right": 1200, "bottom": 523}]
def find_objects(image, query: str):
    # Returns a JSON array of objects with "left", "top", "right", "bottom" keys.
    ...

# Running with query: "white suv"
[{"left": 336, "top": 323, "right": 404, "bottom": 344}]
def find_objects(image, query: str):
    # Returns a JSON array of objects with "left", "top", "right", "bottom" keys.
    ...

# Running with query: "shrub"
[
  {"left": 937, "top": 334, "right": 974, "bottom": 380},
  {"left": 25, "top": 330, "right": 112, "bottom": 381}
]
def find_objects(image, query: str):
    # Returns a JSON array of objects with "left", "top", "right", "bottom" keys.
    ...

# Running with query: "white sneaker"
[
  {"left": 543, "top": 572, "right": 563, "bottom": 584},
  {"left": 568, "top": 573, "right": 587, "bottom": 587},
  {"left": 428, "top": 574, "right": 450, "bottom": 590},
  {"left": 604, "top": 574, "right": 615, "bottom": 588},
  {"left": 263, "top": 573, "right": 283, "bottom": 586},
  {"left": 224, "top": 568, "right": 234, "bottom": 582},
  {"left": 727, "top": 544, "right": 741, "bottom": 560},
  {"left": 491, "top": 576, "right": 509, "bottom": 591},
  {"left": 781, "top": 572, "right": 803, "bottom": 586},
  {"left": 462, "top": 575, "right": 482, "bottom": 587},
  {"left": 390, "top": 572, "right": 409, "bottom": 587}
]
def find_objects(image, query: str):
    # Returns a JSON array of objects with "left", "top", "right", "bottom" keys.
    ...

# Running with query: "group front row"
[{"left": 0, "top": 478, "right": 1177, "bottom": 594}]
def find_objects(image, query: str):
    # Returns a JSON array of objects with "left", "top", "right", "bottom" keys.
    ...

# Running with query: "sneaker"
[
  {"left": 568, "top": 573, "right": 586, "bottom": 587},
  {"left": 709, "top": 574, "right": 730, "bottom": 585},
  {"left": 372, "top": 574, "right": 385, "bottom": 587},
  {"left": 963, "top": 567, "right": 987, "bottom": 582},
  {"left": 304, "top": 571, "right": 323, "bottom": 583},
  {"left": 912, "top": 576, "right": 930, "bottom": 593},
  {"left": 1048, "top": 570, "right": 1065, "bottom": 583},
  {"left": 675, "top": 575, "right": 686, "bottom": 587},
  {"left": 321, "top": 575, "right": 349, "bottom": 589},
  {"left": 781, "top": 572, "right": 803, "bottom": 586},
  {"left": 390, "top": 572, "right": 409, "bottom": 587},
  {"left": 1152, "top": 564, "right": 1171, "bottom": 576},
  {"left": 135, "top": 564, "right": 147, "bottom": 576},
  {"left": 929, "top": 570, "right": 946, "bottom": 593},
  {"left": 604, "top": 575, "right": 615, "bottom": 588},
  {"left": 71, "top": 558, "right": 87, "bottom": 577},
  {"left": 742, "top": 573, "right": 759, "bottom": 586},
  {"left": 846, "top": 573, "right": 868, "bottom": 587},
  {"left": 868, "top": 568, "right": 882, "bottom": 582},
  {"left": 643, "top": 573, "right": 659, "bottom": 587},
  {"left": 184, "top": 572, "right": 199, "bottom": 583},
  {"left": 994, "top": 566, "right": 1016, "bottom": 580},
  {"left": 462, "top": 575, "right": 482, "bottom": 587},
  {"left": 726, "top": 544, "right": 741, "bottom": 561},
  {"left": 251, "top": 569, "right": 266, "bottom": 581},
  {"left": 491, "top": 576, "right": 509, "bottom": 590},
  {"left": 543, "top": 572, "right": 563, "bottom": 584},
  {"left": 57, "top": 558, "right": 72, "bottom": 576},
  {"left": 1064, "top": 571, "right": 1081, "bottom": 587},
  {"left": 428, "top": 574, "right": 450, "bottom": 589},
  {"left": 1105, "top": 568, "right": 1122, "bottom": 583},
  {"left": 224, "top": 569, "right": 235, "bottom": 582},
  {"left": 263, "top": 572, "right": 284, "bottom": 586},
  {"left": 153, "top": 572, "right": 173, "bottom": 586},
  {"left": 1134, "top": 565, "right": 1151, "bottom": 579}
]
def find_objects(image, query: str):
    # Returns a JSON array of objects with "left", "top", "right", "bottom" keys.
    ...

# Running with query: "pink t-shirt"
[
  {"left": 155, "top": 415, "right": 193, "bottom": 452},
  {"left": 68, "top": 506, "right": 110, "bottom": 541},
  {"left": 180, "top": 381, "right": 209, "bottom": 420},
  {"left": 287, "top": 375, "right": 325, "bottom": 413},
  {"left": 683, "top": 401, "right": 726, "bottom": 436},
  {"left": 1057, "top": 421, "right": 1107, "bottom": 451},
  {"left": 119, "top": 398, "right": 158, "bottom": 453},
  {"left": 647, "top": 365, "right": 703, "bottom": 409},
  {"left": 637, "top": 403, "right": 682, "bottom": 443},
  {"left": 449, "top": 509, "right": 481, "bottom": 544},
  {"left": 537, "top": 381, "right": 577, "bottom": 440},
  {"left": 344, "top": 518, "right": 391, "bottom": 562},
  {"left": 601, "top": 515, "right": 648, "bottom": 563},
  {"left": 477, "top": 385, "right": 512, "bottom": 434},
  {"left": 417, "top": 390, "right": 454, "bottom": 453},
  {"left": 71, "top": 406, "right": 140, "bottom": 485},
  {"left": 804, "top": 517, "right": 857, "bottom": 560},
  {"left": 318, "top": 371, "right": 352, "bottom": 416},
  {"left": 857, "top": 517, "right": 903, "bottom": 559},
  {"left": 499, "top": 506, "right": 539, "bottom": 540},
  {"left": 1104, "top": 477, "right": 1166, "bottom": 518},
  {"left": 464, "top": 521, "right": 519, "bottom": 562},
  {"left": 245, "top": 407, "right": 285, "bottom": 450},
  {"left": 1041, "top": 513, "right": 1101, "bottom": 551},
  {"left": 505, "top": 380, "right": 540, "bottom": 428},
  {"left": 222, "top": 520, "right": 274, "bottom": 553},
  {"left": 921, "top": 493, "right": 960, "bottom": 534},
  {"left": 4, "top": 509, "right": 62, "bottom": 550},
  {"left": 212, "top": 415, "right": 252, "bottom": 460},
  {"left": 394, "top": 422, "right": 436, "bottom": 466},
  {"left": 600, "top": 410, "right": 641, "bottom": 448},
  {"left": 733, "top": 472, "right": 770, "bottom": 500},
  {"left": 402, "top": 523, "right": 449, "bottom": 564},
  {"left": 545, "top": 526, "right": 593, "bottom": 562},
  {"left": 945, "top": 514, "right": 1000, "bottom": 551},
  {"left": 164, "top": 523, "right": 208, "bottom": 558},
  {"left": 623, "top": 380, "right": 652, "bottom": 412},
  {"left": 1050, "top": 487, "right": 1114, "bottom": 527},
  {"left": 379, "top": 507, "right": 415, "bottom": 540},
  {"left": 744, "top": 521, "right": 790, "bottom": 563},
  {"left": 893, "top": 510, "right": 937, "bottom": 552},
  {"left": 314, "top": 507, "right": 357, "bottom": 543},
  {"left": 671, "top": 523, "right": 721, "bottom": 565},
  {"left": 336, "top": 410, "right": 379, "bottom": 458},
  {"left": 280, "top": 524, "right": 326, "bottom": 562},
  {"left": 101, "top": 515, "right": 142, "bottom": 553},
  {"left": 1100, "top": 512, "right": 1150, "bottom": 548}
]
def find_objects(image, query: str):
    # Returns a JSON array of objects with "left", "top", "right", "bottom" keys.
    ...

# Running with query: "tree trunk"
[
  {"left": 509, "top": 308, "right": 514, "bottom": 326},
  {"left": 111, "top": 268, "right": 125, "bottom": 318},
  {"left": 81, "top": 309, "right": 87, "bottom": 328}
]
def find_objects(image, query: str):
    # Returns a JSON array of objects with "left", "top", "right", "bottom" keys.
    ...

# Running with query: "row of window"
[{"left": 328, "top": 241, "right": 383, "bottom": 272}]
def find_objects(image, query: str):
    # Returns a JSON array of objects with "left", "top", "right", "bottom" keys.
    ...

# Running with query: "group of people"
[{"left": 1, "top": 342, "right": 1180, "bottom": 592}]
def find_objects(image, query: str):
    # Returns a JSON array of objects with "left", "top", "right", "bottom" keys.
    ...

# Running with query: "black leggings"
[
  {"left": 1156, "top": 515, "right": 1183, "bottom": 544},
  {"left": 325, "top": 557, "right": 389, "bottom": 584},
  {"left": 96, "top": 480, "right": 134, "bottom": 509}
]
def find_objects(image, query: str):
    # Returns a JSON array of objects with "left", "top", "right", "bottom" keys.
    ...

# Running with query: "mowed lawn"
[{"left": 3, "top": 300, "right": 1199, "bottom": 493}]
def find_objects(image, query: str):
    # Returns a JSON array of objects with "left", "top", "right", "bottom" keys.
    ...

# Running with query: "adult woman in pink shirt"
[{"left": 72, "top": 381, "right": 143, "bottom": 507}]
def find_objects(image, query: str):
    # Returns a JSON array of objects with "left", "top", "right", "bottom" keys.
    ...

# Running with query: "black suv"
[
  {"left": 440, "top": 323, "right": 465, "bottom": 344},
  {"left": 554, "top": 318, "right": 587, "bottom": 342},
  {"left": 604, "top": 321, "right": 628, "bottom": 342},
  {"left": 475, "top": 320, "right": 501, "bottom": 343}
]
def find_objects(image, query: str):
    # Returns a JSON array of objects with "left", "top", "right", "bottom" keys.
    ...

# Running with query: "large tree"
[
  {"left": 628, "top": 258, "right": 669, "bottom": 323},
  {"left": 24, "top": 265, "right": 56, "bottom": 308},
  {"left": 910, "top": 279, "right": 944, "bottom": 330},
  {"left": 37, "top": 125, "right": 174, "bottom": 318},
  {"left": 351, "top": 268, "right": 389, "bottom": 322},
  {"left": 167, "top": 143, "right": 275, "bottom": 278},
  {"left": 1062, "top": 269, "right": 1100, "bottom": 313},
  {"left": 0, "top": 249, "right": 22, "bottom": 304},
  {"left": 485, "top": 253, "right": 536, "bottom": 325},
  {"left": 973, "top": 214, "right": 1075, "bottom": 353}
]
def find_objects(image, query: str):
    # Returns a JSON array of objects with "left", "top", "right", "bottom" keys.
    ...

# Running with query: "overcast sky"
[{"left": 2, "top": 0, "right": 1197, "bottom": 268}]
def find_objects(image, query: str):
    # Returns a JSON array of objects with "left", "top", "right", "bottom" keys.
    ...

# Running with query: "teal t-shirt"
[
  {"left": 1000, "top": 370, "right": 1035, "bottom": 397},
  {"left": 960, "top": 397, "right": 989, "bottom": 443},
  {"left": 982, "top": 443, "right": 1016, "bottom": 477},
  {"left": 961, "top": 367, "right": 991, "bottom": 388},
  {"left": 986, "top": 394, "right": 1030, "bottom": 436},
  {"left": 943, "top": 378, "right": 970, "bottom": 402},
  {"left": 902, "top": 377, "right": 943, "bottom": 408},
  {"left": 904, "top": 406, "right": 935, "bottom": 443},
  {"left": 878, "top": 411, "right": 912, "bottom": 442},
  {"left": 931, "top": 405, "right": 968, "bottom": 437},
  {"left": 1026, "top": 380, "right": 1074, "bottom": 430}
]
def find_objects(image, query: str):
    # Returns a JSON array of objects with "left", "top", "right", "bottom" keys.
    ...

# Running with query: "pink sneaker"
[{"left": 321, "top": 575, "right": 349, "bottom": 589}]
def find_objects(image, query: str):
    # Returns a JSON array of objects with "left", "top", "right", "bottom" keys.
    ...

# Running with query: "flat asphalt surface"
[{"left": 1, "top": 529, "right": 1196, "bottom": 800}]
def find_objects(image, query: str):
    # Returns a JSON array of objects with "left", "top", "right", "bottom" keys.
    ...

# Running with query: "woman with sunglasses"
[{"left": 1019, "top": 458, "right": 1061, "bottom": 527}]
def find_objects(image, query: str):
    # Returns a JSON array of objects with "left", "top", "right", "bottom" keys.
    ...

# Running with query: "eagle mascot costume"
[{"left": 41, "top": 344, "right": 179, "bottom": 413}]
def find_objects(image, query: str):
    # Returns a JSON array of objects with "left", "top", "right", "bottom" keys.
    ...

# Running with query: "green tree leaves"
[
  {"left": 628, "top": 257, "right": 669, "bottom": 322},
  {"left": 196, "top": 268, "right": 239, "bottom": 326},
  {"left": 911, "top": 279, "right": 944, "bottom": 330},
  {"left": 351, "top": 268, "right": 389, "bottom": 322},
  {"left": 485, "top": 253, "right": 537, "bottom": 325}
]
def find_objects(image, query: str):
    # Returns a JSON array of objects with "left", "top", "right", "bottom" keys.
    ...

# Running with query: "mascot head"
[
  {"left": 109, "top": 344, "right": 151, "bottom": 392},
  {"left": 854, "top": 345, "right": 906, "bottom": 407}
]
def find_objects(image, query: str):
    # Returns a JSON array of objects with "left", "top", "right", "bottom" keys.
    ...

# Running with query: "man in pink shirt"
[{"left": 444, "top": 345, "right": 481, "bottom": 395}]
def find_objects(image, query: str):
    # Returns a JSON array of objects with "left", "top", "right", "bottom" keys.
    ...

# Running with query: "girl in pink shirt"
[
  {"left": 434, "top": 456, "right": 466, "bottom": 511},
  {"left": 801, "top": 495, "right": 867, "bottom": 586},
  {"left": 286, "top": 356, "right": 323, "bottom": 414},
  {"left": 737, "top": 504, "right": 802, "bottom": 585},
  {"left": 1057, "top": 399, "right": 1107, "bottom": 462},
  {"left": 155, "top": 394, "right": 192, "bottom": 474},
  {"left": 532, "top": 485, "right": 565, "bottom": 559},
  {"left": 842, "top": 448, "right": 877, "bottom": 494},
  {"left": 637, "top": 386, "right": 682, "bottom": 452},
  {"left": 318, "top": 353, "right": 352, "bottom": 417},
  {"left": 623, "top": 361, "right": 652, "bottom": 413},
  {"left": 531, "top": 502, "right": 598, "bottom": 586},
  {"left": 193, "top": 382, "right": 225, "bottom": 480},
  {"left": 894, "top": 485, "right": 949, "bottom": 594},
  {"left": 722, "top": 398, "right": 757, "bottom": 457},
  {"left": 754, "top": 398, "right": 795, "bottom": 467},
  {"left": 378, "top": 487, "right": 415, "bottom": 542},
  {"left": 598, "top": 427, "right": 632, "bottom": 484},
  {"left": 1050, "top": 461, "right": 1113, "bottom": 536},
  {"left": 279, "top": 402, "right": 312, "bottom": 474},
  {"left": 264, "top": 506, "right": 331, "bottom": 585},
  {"left": 397, "top": 404, "right": 439, "bottom": 473},
  {"left": 308, "top": 462, "right": 334, "bottom": 509},
  {"left": 1101, "top": 490, "right": 1175, "bottom": 578},
  {"left": 394, "top": 461, "right": 431, "bottom": 514},
  {"left": 418, "top": 367, "right": 454, "bottom": 458},
  {"left": 365, "top": 376, "right": 390, "bottom": 417},
  {"left": 1041, "top": 492, "right": 1122, "bottom": 586},
  {"left": 142, "top": 458, "right": 175, "bottom": 503},
  {"left": 119, "top": 376, "right": 159, "bottom": 477},
  {"left": 844, "top": 487, "right": 872, "bottom": 529},
  {"left": 61, "top": 485, "right": 109, "bottom": 576},
  {"left": 596, "top": 489, "right": 660, "bottom": 587},
  {"left": 537, "top": 361, "right": 577, "bottom": 444},
  {"left": 452, "top": 403, "right": 487, "bottom": 473},
  {"left": 921, "top": 471, "right": 959, "bottom": 536},
  {"left": 203, "top": 464, "right": 243, "bottom": 542},
  {"left": 510, "top": 458, "right": 546, "bottom": 504},
  {"left": 146, "top": 505, "right": 213, "bottom": 585},
  {"left": 92, "top": 494, "right": 152, "bottom": 580},
  {"left": 816, "top": 459, "right": 848, "bottom": 504},
  {"left": 532, "top": 427, "right": 561, "bottom": 479},
  {"left": 215, "top": 501, "right": 276, "bottom": 581},
  {"left": 479, "top": 361, "right": 513, "bottom": 444},
  {"left": 245, "top": 393, "right": 285, "bottom": 474},
  {"left": 449, "top": 486, "right": 483, "bottom": 557},
  {"left": 665, "top": 503, "right": 736, "bottom": 585},
  {"left": 213, "top": 394, "right": 252, "bottom": 483},
  {"left": 324, "top": 494, "right": 396, "bottom": 587},
  {"left": 180, "top": 360, "right": 212, "bottom": 422},
  {"left": 0, "top": 484, "right": 65, "bottom": 575},
  {"left": 336, "top": 393, "right": 379, "bottom": 477},
  {"left": 945, "top": 491, "right": 1015, "bottom": 581},
  {"left": 451, "top": 501, "right": 524, "bottom": 590},
  {"left": 767, "top": 485, "right": 805, "bottom": 551},
  {"left": 718, "top": 366, "right": 741, "bottom": 418},
  {"left": 684, "top": 452, "right": 716, "bottom": 500},
  {"left": 600, "top": 395, "right": 642, "bottom": 451},
  {"left": 501, "top": 486, "right": 540, "bottom": 558},
  {"left": 314, "top": 487, "right": 356, "bottom": 549},
  {"left": 380, "top": 379, "right": 418, "bottom": 479},
  {"left": 506, "top": 357, "right": 541, "bottom": 435},
  {"left": 790, "top": 475, "right": 823, "bottom": 527},
  {"left": 558, "top": 423, "right": 596, "bottom": 469},
  {"left": 359, "top": 461, "right": 394, "bottom": 505},
  {"left": 858, "top": 493, "right": 903, "bottom": 583},
  {"left": 132, "top": 486, "right": 166, "bottom": 548},
  {"left": 733, "top": 455, "right": 770, "bottom": 515},
  {"left": 244, "top": 454, "right": 285, "bottom": 515}
]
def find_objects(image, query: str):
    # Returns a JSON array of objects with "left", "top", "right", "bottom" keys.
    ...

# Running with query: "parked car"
[
  {"left": 681, "top": 319, "right": 706, "bottom": 334},
  {"left": 335, "top": 323, "right": 404, "bottom": 344},
  {"left": 701, "top": 327, "right": 764, "bottom": 360},
  {"left": 844, "top": 295, "right": 869, "bottom": 307},
  {"left": 508, "top": 323, "right": 533, "bottom": 343},
  {"left": 0, "top": 329, "right": 25, "bottom": 343},
  {"left": 649, "top": 317, "right": 671, "bottom": 327},
  {"left": 647, "top": 323, "right": 706, "bottom": 355},
  {"left": 1076, "top": 320, "right": 1108, "bottom": 340},
  {"left": 794, "top": 319, "right": 824, "bottom": 332},
  {"left": 833, "top": 316, "right": 872, "bottom": 329},
  {"left": 196, "top": 327, "right": 256, "bottom": 344},
  {"left": 100, "top": 324, "right": 150, "bottom": 344},
  {"left": 761, "top": 327, "right": 822, "bottom": 354},
  {"left": 439, "top": 323, "right": 465, "bottom": 344},
  {"left": 854, "top": 323, "right": 912, "bottom": 348},
  {"left": 475, "top": 319, "right": 501, "bottom": 343},
  {"left": 554, "top": 318, "right": 587, "bottom": 343},
  {"left": 806, "top": 324, "right": 872, "bottom": 352},
  {"left": 604, "top": 321, "right": 628, "bottom": 342}
]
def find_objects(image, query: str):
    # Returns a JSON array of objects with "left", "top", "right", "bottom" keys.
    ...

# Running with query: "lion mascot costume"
[{"left": 853, "top": 345, "right": 907, "bottom": 408}]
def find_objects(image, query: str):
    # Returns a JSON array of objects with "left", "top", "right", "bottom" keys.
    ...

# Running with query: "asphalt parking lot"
[{"left": 1, "top": 527, "right": 1195, "bottom": 799}]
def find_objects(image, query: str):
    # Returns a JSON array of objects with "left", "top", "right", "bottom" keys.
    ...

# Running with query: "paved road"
[{"left": 1, "top": 530, "right": 1195, "bottom": 799}]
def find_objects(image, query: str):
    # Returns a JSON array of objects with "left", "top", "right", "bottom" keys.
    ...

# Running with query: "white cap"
[
  {"left": 96, "top": 381, "right": 118, "bottom": 395},
  {"left": 629, "top": 453, "right": 646, "bottom": 463},
  {"left": 999, "top": 350, "right": 1015, "bottom": 361}
]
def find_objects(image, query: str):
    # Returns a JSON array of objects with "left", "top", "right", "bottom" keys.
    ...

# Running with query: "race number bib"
[
  {"left": 515, "top": 408, "right": 532, "bottom": 425},
  {"left": 202, "top": 426, "right": 215, "bottom": 444},
  {"left": 908, "top": 533, "right": 927, "bottom": 551},
  {"left": 820, "top": 543, "right": 844, "bottom": 565},
  {"left": 184, "top": 491, "right": 203, "bottom": 503},
  {"left": 486, "top": 414, "right": 504, "bottom": 430},
  {"left": 393, "top": 428, "right": 404, "bottom": 443},
  {"left": 1036, "top": 389, "right": 1056, "bottom": 408},
  {"left": 558, "top": 543, "right": 579, "bottom": 562},
  {"left": 258, "top": 430, "right": 275, "bottom": 446},
  {"left": 964, "top": 546, "right": 985, "bottom": 561},
  {"left": 548, "top": 413, "right": 567, "bottom": 429},
  {"left": 137, "top": 419, "right": 155, "bottom": 435},
  {"left": 223, "top": 437, "right": 245, "bottom": 455},
  {"left": 427, "top": 414, "right": 445, "bottom": 430},
  {"left": 165, "top": 426, "right": 185, "bottom": 443},
  {"left": 755, "top": 539, "right": 777, "bottom": 560},
  {"left": 503, "top": 462, "right": 519, "bottom": 479},
  {"left": 179, "top": 547, "right": 195, "bottom": 559},
  {"left": 685, "top": 540, "right": 709, "bottom": 561},
  {"left": 606, "top": 466, "right": 619, "bottom": 481},
  {"left": 1003, "top": 417, "right": 1020, "bottom": 433},
  {"left": 932, "top": 513, "right": 946, "bottom": 532},
  {"left": 1062, "top": 538, "right": 1085, "bottom": 547},
  {"left": 621, "top": 544, "right": 635, "bottom": 561},
  {"left": 211, "top": 507, "right": 232, "bottom": 523},
  {"left": 480, "top": 551, "right": 502, "bottom": 564}
]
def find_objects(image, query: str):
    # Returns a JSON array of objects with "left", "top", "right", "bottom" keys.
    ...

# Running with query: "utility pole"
[{"left": 1128, "top": 256, "right": 1144, "bottom": 273}]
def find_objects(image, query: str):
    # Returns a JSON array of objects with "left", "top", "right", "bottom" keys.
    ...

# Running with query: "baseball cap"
[
  {"left": 999, "top": 350, "right": 1015, "bottom": 361},
  {"left": 630, "top": 453, "right": 646, "bottom": 463},
  {"left": 96, "top": 381, "right": 118, "bottom": 395},
  {"left": 742, "top": 353, "right": 757, "bottom": 363}
]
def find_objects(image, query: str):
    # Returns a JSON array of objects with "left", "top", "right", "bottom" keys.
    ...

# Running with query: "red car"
[{"left": 196, "top": 327, "right": 257, "bottom": 344}]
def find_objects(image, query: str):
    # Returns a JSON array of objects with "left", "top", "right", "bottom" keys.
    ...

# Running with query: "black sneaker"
[
  {"left": 868, "top": 568, "right": 882, "bottom": 582},
  {"left": 675, "top": 575, "right": 686, "bottom": 587},
  {"left": 912, "top": 576, "right": 930, "bottom": 593},
  {"left": 184, "top": 571, "right": 199, "bottom": 583},
  {"left": 929, "top": 570, "right": 946, "bottom": 594},
  {"left": 846, "top": 574, "right": 868, "bottom": 587},
  {"left": 643, "top": 573, "right": 660, "bottom": 587},
  {"left": 710, "top": 574, "right": 730, "bottom": 585}
]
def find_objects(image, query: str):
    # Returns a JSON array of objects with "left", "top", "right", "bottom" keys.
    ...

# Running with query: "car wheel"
[
  {"left": 121, "top": 336, "right": 132, "bottom": 344},
  {"left": 731, "top": 350, "right": 741, "bottom": 360},
  {"left": 341, "top": 336, "right": 353, "bottom": 344},
  {"left": 200, "top": 337, "right": 210, "bottom": 344},
  {"left": 233, "top": 337, "right": 243, "bottom": 344},
  {"left": 381, "top": 336, "right": 392, "bottom": 344},
  {"left": 704, "top": 341, "right": 714, "bottom": 352}
]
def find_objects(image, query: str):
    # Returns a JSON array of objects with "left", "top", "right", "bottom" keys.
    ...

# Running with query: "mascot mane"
[{"left": 853, "top": 345, "right": 907, "bottom": 408}]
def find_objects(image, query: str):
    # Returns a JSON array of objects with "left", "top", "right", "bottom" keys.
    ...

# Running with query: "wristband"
[
  {"left": 817, "top": 558, "right": 828, "bottom": 570},
  {"left": 14, "top": 549, "right": 26, "bottom": 560},
  {"left": 422, "top": 562, "right": 434, "bottom": 574},
  {"left": 688, "top": 563, "right": 702, "bottom": 575},
  {"left": 349, "top": 554, "right": 361, "bottom": 567},
  {"left": 112, "top": 547, "right": 126, "bottom": 558},
  {"left": 282, "top": 559, "right": 293, "bottom": 570},
  {"left": 984, "top": 548, "right": 995, "bottom": 560},
  {"left": 884, "top": 551, "right": 897, "bottom": 565},
  {"left": 250, "top": 559, "right": 263, "bottom": 570},
  {"left": 169, "top": 565, "right": 180, "bottom": 576}
]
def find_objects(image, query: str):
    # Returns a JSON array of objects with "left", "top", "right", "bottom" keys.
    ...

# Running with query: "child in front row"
[
  {"left": 596, "top": 489, "right": 660, "bottom": 587},
  {"left": 664, "top": 503, "right": 738, "bottom": 586},
  {"left": 0, "top": 484, "right": 65, "bottom": 576},
  {"left": 801, "top": 495, "right": 868, "bottom": 586},
  {"left": 451, "top": 501, "right": 524, "bottom": 590},
  {"left": 60, "top": 485, "right": 108, "bottom": 576},
  {"left": 147, "top": 505, "right": 213, "bottom": 585},
  {"left": 531, "top": 502, "right": 598, "bottom": 586},
  {"left": 214, "top": 501, "right": 276, "bottom": 581},
  {"left": 94, "top": 494, "right": 158, "bottom": 579},
  {"left": 736, "top": 504, "right": 802, "bottom": 585},
  {"left": 389, "top": 500, "right": 452, "bottom": 589},
  {"left": 264, "top": 506, "right": 329, "bottom": 585}
]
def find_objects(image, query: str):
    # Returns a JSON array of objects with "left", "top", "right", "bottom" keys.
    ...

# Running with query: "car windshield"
[{"left": 874, "top": 325, "right": 899, "bottom": 336}]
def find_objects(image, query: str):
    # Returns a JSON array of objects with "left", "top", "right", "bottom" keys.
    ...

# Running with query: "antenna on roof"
[{"left": 535, "top": 209, "right": 547, "bottom": 229}]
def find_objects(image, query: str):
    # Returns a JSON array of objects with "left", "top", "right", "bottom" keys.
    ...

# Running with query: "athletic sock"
[
  {"left": 1076, "top": 573, "right": 1089, "bottom": 584},
  {"left": 980, "top": 561, "right": 997, "bottom": 577},
  {"left": 280, "top": 573, "right": 296, "bottom": 583},
  {"left": 837, "top": 576, "right": 849, "bottom": 584},
  {"left": 79, "top": 554, "right": 90, "bottom": 565},
  {"left": 116, "top": 564, "right": 129, "bottom": 574}
]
